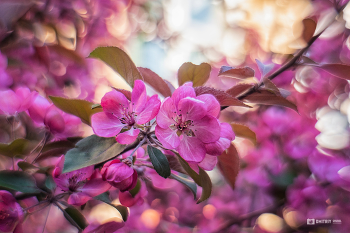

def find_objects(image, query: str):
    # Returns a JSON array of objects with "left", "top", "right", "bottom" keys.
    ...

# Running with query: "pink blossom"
[
  {"left": 0, "top": 190, "right": 23, "bottom": 233},
  {"left": 155, "top": 83, "right": 223, "bottom": 163},
  {"left": 119, "top": 181, "right": 148, "bottom": 207},
  {"left": 53, "top": 156, "right": 111, "bottom": 206},
  {"left": 0, "top": 87, "right": 37, "bottom": 115},
  {"left": 91, "top": 80, "right": 160, "bottom": 144},
  {"left": 101, "top": 159, "right": 138, "bottom": 192}
]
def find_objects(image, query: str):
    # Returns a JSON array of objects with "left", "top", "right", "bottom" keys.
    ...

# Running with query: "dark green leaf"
[
  {"left": 218, "top": 143, "right": 240, "bottom": 190},
  {"left": 0, "top": 138, "right": 33, "bottom": 158},
  {"left": 178, "top": 62, "right": 211, "bottom": 87},
  {"left": 197, "top": 168, "right": 212, "bottom": 204},
  {"left": 17, "top": 161, "right": 44, "bottom": 175},
  {"left": 114, "top": 205, "right": 129, "bottom": 222},
  {"left": 63, "top": 135, "right": 126, "bottom": 173},
  {"left": 89, "top": 47, "right": 143, "bottom": 88},
  {"left": 138, "top": 67, "right": 172, "bottom": 97},
  {"left": 49, "top": 96, "right": 102, "bottom": 125},
  {"left": 94, "top": 192, "right": 129, "bottom": 222},
  {"left": 0, "top": 170, "right": 41, "bottom": 193},
  {"left": 129, "top": 179, "right": 141, "bottom": 197},
  {"left": 147, "top": 146, "right": 171, "bottom": 178},
  {"left": 170, "top": 173, "right": 197, "bottom": 200},
  {"left": 45, "top": 176, "right": 56, "bottom": 191},
  {"left": 94, "top": 192, "right": 111, "bottom": 204},
  {"left": 64, "top": 207, "right": 88, "bottom": 230}
]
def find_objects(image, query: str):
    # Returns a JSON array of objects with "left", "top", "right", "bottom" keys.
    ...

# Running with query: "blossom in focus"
[
  {"left": 53, "top": 156, "right": 111, "bottom": 205},
  {"left": 0, "top": 87, "right": 37, "bottom": 115},
  {"left": 155, "top": 83, "right": 224, "bottom": 163},
  {"left": 91, "top": 80, "right": 160, "bottom": 144},
  {"left": 101, "top": 159, "right": 138, "bottom": 192},
  {"left": 0, "top": 190, "right": 23, "bottom": 233}
]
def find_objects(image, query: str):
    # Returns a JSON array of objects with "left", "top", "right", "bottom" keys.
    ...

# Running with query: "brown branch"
[
  {"left": 220, "top": 4, "right": 348, "bottom": 111},
  {"left": 213, "top": 199, "right": 285, "bottom": 233}
]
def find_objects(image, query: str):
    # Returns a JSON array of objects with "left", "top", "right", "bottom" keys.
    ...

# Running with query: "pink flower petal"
[
  {"left": 15, "top": 87, "right": 37, "bottom": 112},
  {"left": 205, "top": 137, "right": 231, "bottom": 156},
  {"left": 79, "top": 178, "right": 111, "bottom": 197},
  {"left": 119, "top": 181, "right": 147, "bottom": 207},
  {"left": 136, "top": 95, "right": 161, "bottom": 124},
  {"left": 28, "top": 95, "right": 51, "bottom": 123},
  {"left": 68, "top": 192, "right": 92, "bottom": 206},
  {"left": 178, "top": 97, "right": 207, "bottom": 121},
  {"left": 0, "top": 89, "right": 20, "bottom": 115},
  {"left": 101, "top": 90, "right": 129, "bottom": 117},
  {"left": 155, "top": 125, "right": 181, "bottom": 149},
  {"left": 198, "top": 154, "right": 217, "bottom": 171},
  {"left": 188, "top": 162, "right": 200, "bottom": 173},
  {"left": 196, "top": 94, "right": 220, "bottom": 118},
  {"left": 172, "top": 85, "right": 196, "bottom": 108},
  {"left": 156, "top": 97, "right": 177, "bottom": 129},
  {"left": 178, "top": 135, "right": 206, "bottom": 163},
  {"left": 220, "top": 122, "right": 235, "bottom": 141},
  {"left": 191, "top": 115, "right": 220, "bottom": 143},
  {"left": 44, "top": 105, "right": 65, "bottom": 134},
  {"left": 116, "top": 127, "right": 140, "bottom": 144},
  {"left": 103, "top": 162, "right": 134, "bottom": 182},
  {"left": 131, "top": 80, "right": 147, "bottom": 114},
  {"left": 91, "top": 112, "right": 124, "bottom": 137}
]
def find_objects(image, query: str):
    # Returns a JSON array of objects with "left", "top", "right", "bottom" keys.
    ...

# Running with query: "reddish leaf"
[
  {"left": 34, "top": 46, "right": 50, "bottom": 69},
  {"left": 49, "top": 45, "right": 85, "bottom": 66},
  {"left": 138, "top": 67, "right": 172, "bottom": 97},
  {"left": 242, "top": 89, "right": 298, "bottom": 112},
  {"left": 302, "top": 18, "right": 317, "bottom": 43},
  {"left": 226, "top": 83, "right": 255, "bottom": 97},
  {"left": 230, "top": 123, "right": 257, "bottom": 145},
  {"left": 317, "top": 63, "right": 350, "bottom": 81},
  {"left": 218, "top": 143, "right": 240, "bottom": 189},
  {"left": 111, "top": 87, "right": 132, "bottom": 100},
  {"left": 262, "top": 79, "right": 281, "bottom": 96},
  {"left": 218, "top": 66, "right": 255, "bottom": 79},
  {"left": 197, "top": 168, "right": 212, "bottom": 204},
  {"left": 195, "top": 86, "right": 251, "bottom": 107},
  {"left": 89, "top": 47, "right": 143, "bottom": 88},
  {"left": 178, "top": 62, "right": 211, "bottom": 87}
]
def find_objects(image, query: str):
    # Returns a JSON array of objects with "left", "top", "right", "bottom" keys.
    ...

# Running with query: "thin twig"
[
  {"left": 213, "top": 199, "right": 285, "bottom": 233},
  {"left": 32, "top": 132, "right": 50, "bottom": 164}
]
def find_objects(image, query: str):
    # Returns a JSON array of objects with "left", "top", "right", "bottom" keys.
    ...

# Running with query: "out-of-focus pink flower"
[
  {"left": 0, "top": 87, "right": 37, "bottom": 115},
  {"left": 28, "top": 95, "right": 82, "bottom": 138},
  {"left": 0, "top": 190, "right": 23, "bottom": 233},
  {"left": 83, "top": 221, "right": 125, "bottom": 233},
  {"left": 53, "top": 156, "right": 111, "bottom": 206},
  {"left": 101, "top": 159, "right": 138, "bottom": 192},
  {"left": 91, "top": 80, "right": 160, "bottom": 144},
  {"left": 119, "top": 181, "right": 148, "bottom": 207},
  {"left": 155, "top": 83, "right": 223, "bottom": 163}
]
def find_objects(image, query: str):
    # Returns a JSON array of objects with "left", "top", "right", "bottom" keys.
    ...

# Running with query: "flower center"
[
  {"left": 118, "top": 103, "right": 136, "bottom": 126},
  {"left": 171, "top": 112, "right": 195, "bottom": 137},
  {"left": 66, "top": 172, "right": 87, "bottom": 192}
]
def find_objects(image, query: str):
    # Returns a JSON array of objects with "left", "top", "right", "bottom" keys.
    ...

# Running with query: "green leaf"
[
  {"left": 0, "top": 138, "right": 33, "bottom": 158},
  {"left": 63, "top": 207, "right": 88, "bottom": 230},
  {"left": 49, "top": 96, "right": 102, "bottom": 125},
  {"left": 94, "top": 192, "right": 111, "bottom": 204},
  {"left": 176, "top": 153, "right": 201, "bottom": 185},
  {"left": 178, "top": 62, "right": 211, "bottom": 87},
  {"left": 170, "top": 173, "right": 197, "bottom": 200},
  {"left": 197, "top": 168, "right": 212, "bottom": 204},
  {"left": 129, "top": 179, "right": 141, "bottom": 197},
  {"left": 63, "top": 135, "right": 126, "bottom": 173},
  {"left": 89, "top": 47, "right": 143, "bottom": 88},
  {"left": 45, "top": 176, "right": 56, "bottom": 191},
  {"left": 218, "top": 143, "right": 240, "bottom": 190},
  {"left": 17, "top": 161, "right": 45, "bottom": 175},
  {"left": 42, "top": 140, "right": 76, "bottom": 153},
  {"left": 94, "top": 192, "right": 129, "bottom": 222},
  {"left": 147, "top": 146, "right": 171, "bottom": 178},
  {"left": 91, "top": 103, "right": 102, "bottom": 109},
  {"left": 0, "top": 170, "right": 41, "bottom": 193}
]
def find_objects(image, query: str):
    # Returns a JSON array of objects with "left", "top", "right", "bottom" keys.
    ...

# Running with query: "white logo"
[{"left": 307, "top": 219, "right": 315, "bottom": 225}]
